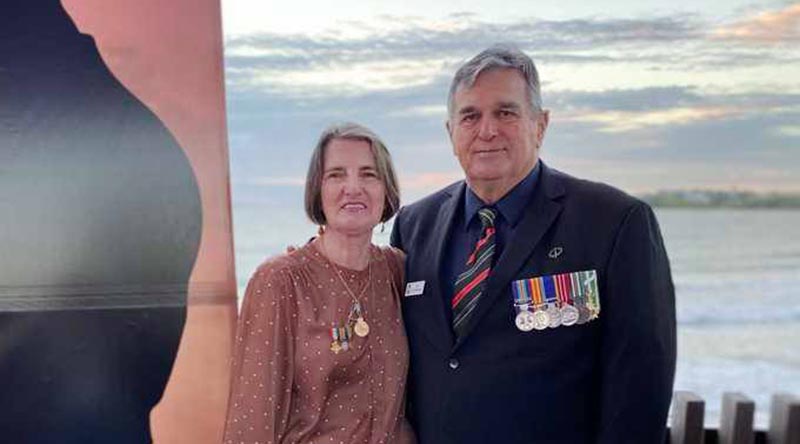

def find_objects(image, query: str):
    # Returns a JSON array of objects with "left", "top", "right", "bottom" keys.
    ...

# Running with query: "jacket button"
[{"left": 448, "top": 358, "right": 459, "bottom": 370}]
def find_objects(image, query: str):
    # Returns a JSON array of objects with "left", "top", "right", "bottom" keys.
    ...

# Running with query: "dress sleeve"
[{"left": 223, "top": 261, "right": 296, "bottom": 444}]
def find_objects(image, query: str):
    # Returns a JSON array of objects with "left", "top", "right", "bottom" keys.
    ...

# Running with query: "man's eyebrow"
[
  {"left": 458, "top": 106, "right": 478, "bottom": 115},
  {"left": 497, "top": 101, "right": 522, "bottom": 110}
]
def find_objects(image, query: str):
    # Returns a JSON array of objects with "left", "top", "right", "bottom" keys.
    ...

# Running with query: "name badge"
[{"left": 404, "top": 280, "right": 425, "bottom": 297}]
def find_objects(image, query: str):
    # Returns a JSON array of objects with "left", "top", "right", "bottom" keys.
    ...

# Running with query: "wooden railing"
[{"left": 670, "top": 392, "right": 800, "bottom": 444}]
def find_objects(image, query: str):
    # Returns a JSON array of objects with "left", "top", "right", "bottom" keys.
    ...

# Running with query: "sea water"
[{"left": 234, "top": 202, "right": 800, "bottom": 429}]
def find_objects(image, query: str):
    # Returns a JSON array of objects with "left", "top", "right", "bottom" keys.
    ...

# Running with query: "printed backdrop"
[{"left": 0, "top": 0, "right": 237, "bottom": 442}]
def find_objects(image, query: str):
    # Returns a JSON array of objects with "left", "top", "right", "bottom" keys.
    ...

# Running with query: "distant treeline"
[{"left": 639, "top": 190, "right": 800, "bottom": 208}]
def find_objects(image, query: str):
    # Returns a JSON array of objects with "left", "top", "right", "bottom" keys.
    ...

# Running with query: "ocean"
[
  {"left": 233, "top": 205, "right": 800, "bottom": 429},
  {"left": 658, "top": 208, "right": 800, "bottom": 429}
]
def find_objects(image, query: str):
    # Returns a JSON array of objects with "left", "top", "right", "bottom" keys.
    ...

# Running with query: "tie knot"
[{"left": 477, "top": 207, "right": 496, "bottom": 229}]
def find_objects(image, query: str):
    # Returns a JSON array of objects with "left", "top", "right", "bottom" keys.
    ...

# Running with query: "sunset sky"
[{"left": 220, "top": 0, "right": 799, "bottom": 257}]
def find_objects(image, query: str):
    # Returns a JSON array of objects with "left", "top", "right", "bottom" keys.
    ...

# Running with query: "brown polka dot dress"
[{"left": 223, "top": 242, "right": 416, "bottom": 444}]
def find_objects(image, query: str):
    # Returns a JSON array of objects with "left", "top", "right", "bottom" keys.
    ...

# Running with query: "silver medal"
[
  {"left": 515, "top": 310, "right": 536, "bottom": 332},
  {"left": 560, "top": 304, "right": 579, "bottom": 326},
  {"left": 577, "top": 304, "right": 591, "bottom": 324},
  {"left": 532, "top": 309, "right": 550, "bottom": 331},
  {"left": 546, "top": 304, "right": 562, "bottom": 328}
]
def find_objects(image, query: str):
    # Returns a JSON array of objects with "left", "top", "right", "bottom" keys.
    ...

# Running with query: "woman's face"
[{"left": 321, "top": 138, "right": 386, "bottom": 236}]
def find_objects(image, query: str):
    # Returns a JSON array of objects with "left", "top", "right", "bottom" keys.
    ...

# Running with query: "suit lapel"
[
  {"left": 453, "top": 163, "right": 565, "bottom": 350},
  {"left": 417, "top": 182, "right": 463, "bottom": 351}
]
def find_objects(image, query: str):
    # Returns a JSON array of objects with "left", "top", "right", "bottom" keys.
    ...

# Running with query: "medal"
[
  {"left": 571, "top": 272, "right": 590, "bottom": 324},
  {"left": 532, "top": 309, "right": 550, "bottom": 330},
  {"left": 532, "top": 277, "right": 550, "bottom": 330},
  {"left": 542, "top": 276, "right": 562, "bottom": 328},
  {"left": 560, "top": 304, "right": 579, "bottom": 326},
  {"left": 515, "top": 310, "right": 536, "bottom": 332},
  {"left": 545, "top": 303, "right": 562, "bottom": 328},
  {"left": 577, "top": 304, "right": 591, "bottom": 324},
  {"left": 512, "top": 279, "right": 536, "bottom": 332},
  {"left": 511, "top": 270, "right": 600, "bottom": 329},
  {"left": 330, "top": 327, "right": 342, "bottom": 354},
  {"left": 342, "top": 326, "right": 352, "bottom": 351},
  {"left": 582, "top": 270, "right": 600, "bottom": 319},
  {"left": 321, "top": 239, "right": 374, "bottom": 347},
  {"left": 556, "top": 273, "right": 579, "bottom": 326},
  {"left": 354, "top": 317, "right": 370, "bottom": 337}
]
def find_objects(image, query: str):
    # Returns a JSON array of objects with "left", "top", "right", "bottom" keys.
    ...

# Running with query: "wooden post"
[
  {"left": 673, "top": 391, "right": 706, "bottom": 444},
  {"left": 768, "top": 393, "right": 800, "bottom": 444},
  {"left": 719, "top": 392, "right": 755, "bottom": 444}
]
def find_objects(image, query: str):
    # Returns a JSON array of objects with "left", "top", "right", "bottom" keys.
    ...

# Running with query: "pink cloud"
[
  {"left": 714, "top": 4, "right": 800, "bottom": 43},
  {"left": 400, "top": 171, "right": 464, "bottom": 190}
]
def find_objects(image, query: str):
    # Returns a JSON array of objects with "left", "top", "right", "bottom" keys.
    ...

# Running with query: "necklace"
[
  {"left": 335, "top": 259, "right": 371, "bottom": 338},
  {"left": 318, "top": 238, "right": 373, "bottom": 353}
]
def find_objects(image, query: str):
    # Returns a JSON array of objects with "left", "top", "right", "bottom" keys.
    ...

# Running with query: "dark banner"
[{"left": 0, "top": 0, "right": 237, "bottom": 442}]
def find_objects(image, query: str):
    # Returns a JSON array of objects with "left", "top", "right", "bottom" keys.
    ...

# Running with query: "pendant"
[
  {"left": 330, "top": 341, "right": 342, "bottom": 354},
  {"left": 354, "top": 317, "right": 370, "bottom": 337}
]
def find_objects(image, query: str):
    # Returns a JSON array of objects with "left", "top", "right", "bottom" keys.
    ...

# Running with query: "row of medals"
[
  {"left": 515, "top": 300, "right": 598, "bottom": 332},
  {"left": 330, "top": 301, "right": 370, "bottom": 354}
]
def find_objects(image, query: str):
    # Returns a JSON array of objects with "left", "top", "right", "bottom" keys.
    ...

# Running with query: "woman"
[{"left": 224, "top": 123, "right": 415, "bottom": 444}]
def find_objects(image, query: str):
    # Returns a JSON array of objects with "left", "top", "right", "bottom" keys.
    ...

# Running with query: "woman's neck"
[{"left": 317, "top": 229, "right": 372, "bottom": 270}]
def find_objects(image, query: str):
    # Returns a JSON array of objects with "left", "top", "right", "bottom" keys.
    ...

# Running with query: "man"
[{"left": 391, "top": 45, "right": 676, "bottom": 443}]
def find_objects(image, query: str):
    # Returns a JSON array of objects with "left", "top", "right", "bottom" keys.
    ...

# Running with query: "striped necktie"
[{"left": 452, "top": 207, "right": 497, "bottom": 338}]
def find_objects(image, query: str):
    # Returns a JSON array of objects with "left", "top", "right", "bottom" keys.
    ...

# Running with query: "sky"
[
  {"left": 220, "top": 0, "right": 800, "bottom": 261},
  {"left": 218, "top": 2, "right": 800, "bottom": 419}
]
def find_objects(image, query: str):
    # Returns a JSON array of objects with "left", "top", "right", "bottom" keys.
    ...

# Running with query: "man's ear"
[
  {"left": 445, "top": 119, "right": 455, "bottom": 154},
  {"left": 536, "top": 110, "right": 550, "bottom": 147}
]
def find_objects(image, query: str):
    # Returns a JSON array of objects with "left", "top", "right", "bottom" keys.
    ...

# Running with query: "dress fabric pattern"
[{"left": 224, "top": 243, "right": 415, "bottom": 444}]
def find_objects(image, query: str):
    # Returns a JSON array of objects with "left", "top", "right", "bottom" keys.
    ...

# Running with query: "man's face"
[{"left": 448, "top": 68, "right": 548, "bottom": 197}]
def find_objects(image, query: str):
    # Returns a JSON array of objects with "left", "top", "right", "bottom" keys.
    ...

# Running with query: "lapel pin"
[{"left": 548, "top": 246, "right": 563, "bottom": 259}]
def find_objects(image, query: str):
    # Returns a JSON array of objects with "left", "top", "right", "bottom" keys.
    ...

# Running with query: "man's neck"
[{"left": 467, "top": 165, "right": 537, "bottom": 205}]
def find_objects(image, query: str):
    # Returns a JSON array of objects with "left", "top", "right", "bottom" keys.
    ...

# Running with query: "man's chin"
[{"left": 465, "top": 170, "right": 508, "bottom": 184}]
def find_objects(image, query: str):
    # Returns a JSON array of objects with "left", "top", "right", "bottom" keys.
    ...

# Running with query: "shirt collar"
[{"left": 464, "top": 161, "right": 541, "bottom": 229}]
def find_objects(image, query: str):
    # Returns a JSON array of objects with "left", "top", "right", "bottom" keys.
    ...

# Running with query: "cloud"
[
  {"left": 223, "top": 9, "right": 800, "bottom": 101},
  {"left": 563, "top": 106, "right": 740, "bottom": 133},
  {"left": 546, "top": 87, "right": 800, "bottom": 133},
  {"left": 241, "top": 176, "right": 305, "bottom": 187},
  {"left": 713, "top": 4, "right": 800, "bottom": 43},
  {"left": 223, "top": 8, "right": 800, "bottom": 197},
  {"left": 224, "top": 13, "right": 708, "bottom": 95},
  {"left": 400, "top": 171, "right": 463, "bottom": 191}
]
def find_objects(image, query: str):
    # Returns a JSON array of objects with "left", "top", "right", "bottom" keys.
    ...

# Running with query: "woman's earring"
[{"left": 318, "top": 225, "right": 325, "bottom": 236}]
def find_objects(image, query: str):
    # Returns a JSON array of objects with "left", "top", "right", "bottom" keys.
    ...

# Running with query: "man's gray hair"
[{"left": 447, "top": 44, "right": 543, "bottom": 118}]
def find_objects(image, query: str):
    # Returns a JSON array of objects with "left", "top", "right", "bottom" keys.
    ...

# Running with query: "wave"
[{"left": 678, "top": 305, "right": 800, "bottom": 326}]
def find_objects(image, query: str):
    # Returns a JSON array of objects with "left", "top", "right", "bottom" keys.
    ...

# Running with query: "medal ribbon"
[
  {"left": 532, "top": 277, "right": 544, "bottom": 307},
  {"left": 512, "top": 279, "right": 532, "bottom": 306},
  {"left": 542, "top": 275, "right": 557, "bottom": 306}
]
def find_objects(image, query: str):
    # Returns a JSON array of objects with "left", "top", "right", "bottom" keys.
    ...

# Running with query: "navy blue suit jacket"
[{"left": 390, "top": 162, "right": 676, "bottom": 444}]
